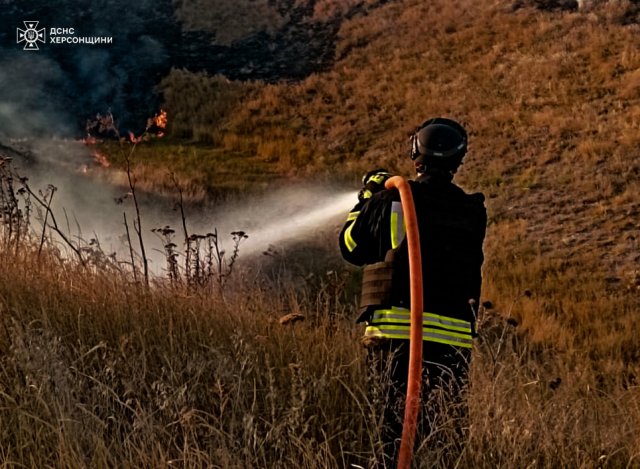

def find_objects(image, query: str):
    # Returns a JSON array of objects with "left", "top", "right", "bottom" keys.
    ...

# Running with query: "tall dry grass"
[
  {"left": 0, "top": 245, "right": 372, "bottom": 467},
  {"left": 1, "top": 238, "right": 638, "bottom": 468}
]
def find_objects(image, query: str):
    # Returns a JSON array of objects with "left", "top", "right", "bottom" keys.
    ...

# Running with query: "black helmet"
[{"left": 410, "top": 118, "right": 467, "bottom": 170}]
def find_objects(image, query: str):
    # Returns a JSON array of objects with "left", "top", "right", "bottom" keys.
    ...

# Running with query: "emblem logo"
[{"left": 17, "top": 21, "right": 46, "bottom": 51}]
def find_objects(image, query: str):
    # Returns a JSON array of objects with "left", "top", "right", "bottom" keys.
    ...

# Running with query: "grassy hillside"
[
  {"left": 116, "top": 0, "right": 640, "bottom": 355},
  {"left": 2, "top": 0, "right": 639, "bottom": 466}
]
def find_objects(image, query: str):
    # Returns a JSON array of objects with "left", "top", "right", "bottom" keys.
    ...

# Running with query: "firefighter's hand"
[{"left": 358, "top": 169, "right": 392, "bottom": 201}]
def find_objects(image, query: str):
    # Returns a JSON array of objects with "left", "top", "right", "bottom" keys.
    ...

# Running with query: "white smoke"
[{"left": 4, "top": 138, "right": 357, "bottom": 275}]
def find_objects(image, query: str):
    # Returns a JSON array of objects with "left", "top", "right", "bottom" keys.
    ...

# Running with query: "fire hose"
[{"left": 384, "top": 176, "right": 423, "bottom": 469}]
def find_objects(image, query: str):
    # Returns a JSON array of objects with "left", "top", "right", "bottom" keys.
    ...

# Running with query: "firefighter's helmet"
[{"left": 410, "top": 118, "right": 467, "bottom": 170}]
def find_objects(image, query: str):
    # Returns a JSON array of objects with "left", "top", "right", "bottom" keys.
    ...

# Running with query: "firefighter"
[{"left": 339, "top": 118, "right": 486, "bottom": 467}]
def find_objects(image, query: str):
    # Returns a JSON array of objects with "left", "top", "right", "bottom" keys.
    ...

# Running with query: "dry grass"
[
  {"left": 0, "top": 228, "right": 638, "bottom": 467},
  {"left": 0, "top": 245, "right": 370, "bottom": 467},
  {"left": 154, "top": 0, "right": 640, "bottom": 193},
  {"left": 174, "top": 0, "right": 285, "bottom": 45}
]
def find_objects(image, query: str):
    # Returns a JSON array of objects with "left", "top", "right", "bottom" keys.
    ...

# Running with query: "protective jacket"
[{"left": 339, "top": 171, "right": 486, "bottom": 348}]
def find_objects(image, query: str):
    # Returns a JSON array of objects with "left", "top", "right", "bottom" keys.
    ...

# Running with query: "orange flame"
[
  {"left": 155, "top": 109, "right": 168, "bottom": 129},
  {"left": 123, "top": 109, "right": 168, "bottom": 143},
  {"left": 147, "top": 109, "right": 168, "bottom": 137}
]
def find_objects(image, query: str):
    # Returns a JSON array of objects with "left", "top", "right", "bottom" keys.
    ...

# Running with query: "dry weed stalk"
[{"left": 123, "top": 143, "right": 149, "bottom": 286}]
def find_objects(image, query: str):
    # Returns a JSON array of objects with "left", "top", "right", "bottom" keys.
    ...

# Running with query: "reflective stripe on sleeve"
[
  {"left": 390, "top": 201, "right": 405, "bottom": 249},
  {"left": 343, "top": 210, "right": 361, "bottom": 252},
  {"left": 343, "top": 220, "right": 357, "bottom": 252},
  {"left": 346, "top": 211, "right": 360, "bottom": 222}
]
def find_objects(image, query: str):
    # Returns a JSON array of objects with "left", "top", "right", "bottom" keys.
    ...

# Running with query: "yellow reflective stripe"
[
  {"left": 390, "top": 201, "right": 405, "bottom": 249},
  {"left": 424, "top": 320, "right": 471, "bottom": 333},
  {"left": 366, "top": 307, "right": 473, "bottom": 347},
  {"left": 346, "top": 211, "right": 360, "bottom": 222},
  {"left": 365, "top": 324, "right": 471, "bottom": 340},
  {"left": 343, "top": 221, "right": 357, "bottom": 252},
  {"left": 368, "top": 324, "right": 471, "bottom": 341},
  {"left": 424, "top": 334, "right": 473, "bottom": 348},
  {"left": 424, "top": 312, "right": 470, "bottom": 326},
  {"left": 370, "top": 309, "right": 472, "bottom": 333},
  {"left": 343, "top": 211, "right": 360, "bottom": 252},
  {"left": 369, "top": 174, "right": 388, "bottom": 184},
  {"left": 364, "top": 325, "right": 473, "bottom": 348},
  {"left": 424, "top": 327, "right": 472, "bottom": 341},
  {"left": 371, "top": 311, "right": 411, "bottom": 323},
  {"left": 365, "top": 327, "right": 410, "bottom": 340},
  {"left": 390, "top": 211, "right": 399, "bottom": 249}
]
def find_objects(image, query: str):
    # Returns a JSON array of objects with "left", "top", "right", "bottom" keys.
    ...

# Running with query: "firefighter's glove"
[{"left": 358, "top": 169, "right": 392, "bottom": 201}]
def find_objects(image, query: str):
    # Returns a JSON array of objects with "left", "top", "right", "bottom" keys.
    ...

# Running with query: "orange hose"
[{"left": 384, "top": 176, "right": 423, "bottom": 469}]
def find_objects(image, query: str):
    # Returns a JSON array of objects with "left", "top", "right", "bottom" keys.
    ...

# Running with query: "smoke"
[
  {"left": 0, "top": 0, "right": 345, "bottom": 138},
  {"left": 4, "top": 138, "right": 357, "bottom": 274},
  {"left": 0, "top": 0, "right": 175, "bottom": 136},
  {"left": 0, "top": 53, "right": 72, "bottom": 137},
  {"left": 8, "top": 139, "right": 149, "bottom": 256}
]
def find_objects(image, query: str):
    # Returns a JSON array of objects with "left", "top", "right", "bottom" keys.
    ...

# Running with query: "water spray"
[{"left": 236, "top": 191, "right": 358, "bottom": 257}]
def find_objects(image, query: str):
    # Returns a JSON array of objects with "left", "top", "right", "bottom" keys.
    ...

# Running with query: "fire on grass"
[
  {"left": 83, "top": 109, "right": 168, "bottom": 145},
  {"left": 80, "top": 109, "right": 168, "bottom": 173}
]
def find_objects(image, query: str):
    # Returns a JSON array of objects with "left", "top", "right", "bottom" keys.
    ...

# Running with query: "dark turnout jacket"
[{"left": 339, "top": 171, "right": 486, "bottom": 333}]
